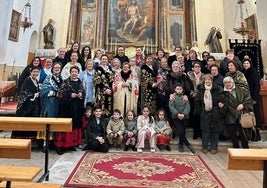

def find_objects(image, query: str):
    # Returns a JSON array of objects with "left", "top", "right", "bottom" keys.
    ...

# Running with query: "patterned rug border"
[{"left": 64, "top": 151, "right": 225, "bottom": 188}]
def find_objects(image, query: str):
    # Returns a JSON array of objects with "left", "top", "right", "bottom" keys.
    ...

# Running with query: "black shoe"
[
  {"left": 56, "top": 147, "right": 64, "bottom": 155},
  {"left": 124, "top": 145, "right": 129, "bottom": 151},
  {"left": 178, "top": 144, "right": 184, "bottom": 152},
  {"left": 41, "top": 146, "right": 47, "bottom": 153},
  {"left": 131, "top": 145, "right": 137, "bottom": 151},
  {"left": 116, "top": 144, "right": 121, "bottom": 151},
  {"left": 166, "top": 145, "right": 171, "bottom": 151},
  {"left": 69, "top": 147, "right": 77, "bottom": 151},
  {"left": 187, "top": 144, "right": 195, "bottom": 154},
  {"left": 82, "top": 144, "right": 89, "bottom": 151}
]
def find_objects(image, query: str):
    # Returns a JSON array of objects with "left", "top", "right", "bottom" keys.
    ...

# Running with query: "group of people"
[{"left": 13, "top": 42, "right": 261, "bottom": 155}]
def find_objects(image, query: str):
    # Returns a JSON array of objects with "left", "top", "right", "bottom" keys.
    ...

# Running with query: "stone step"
[{"left": 168, "top": 128, "right": 267, "bottom": 152}]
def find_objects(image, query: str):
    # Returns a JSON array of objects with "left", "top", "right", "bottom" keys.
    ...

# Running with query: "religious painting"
[
  {"left": 82, "top": 0, "right": 96, "bottom": 9},
  {"left": 8, "top": 9, "right": 21, "bottom": 42},
  {"left": 169, "top": 0, "right": 183, "bottom": 11},
  {"left": 245, "top": 14, "right": 258, "bottom": 40},
  {"left": 107, "top": 0, "right": 157, "bottom": 48},
  {"left": 80, "top": 11, "right": 96, "bottom": 46},
  {"left": 169, "top": 14, "right": 184, "bottom": 51}
]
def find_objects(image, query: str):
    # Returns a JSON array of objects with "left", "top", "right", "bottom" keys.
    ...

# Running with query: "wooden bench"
[
  {"left": 0, "top": 117, "right": 72, "bottom": 182},
  {"left": 0, "top": 138, "right": 31, "bottom": 159},
  {"left": 228, "top": 148, "right": 267, "bottom": 188},
  {"left": 0, "top": 166, "right": 42, "bottom": 188},
  {"left": 0, "top": 181, "right": 62, "bottom": 188}
]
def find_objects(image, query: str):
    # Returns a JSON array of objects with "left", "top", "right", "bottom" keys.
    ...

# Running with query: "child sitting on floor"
[
  {"left": 106, "top": 109, "right": 125, "bottom": 150},
  {"left": 155, "top": 108, "right": 172, "bottom": 151},
  {"left": 123, "top": 110, "right": 137, "bottom": 151}
]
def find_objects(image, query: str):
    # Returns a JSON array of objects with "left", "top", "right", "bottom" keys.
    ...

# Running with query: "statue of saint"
[
  {"left": 43, "top": 19, "right": 54, "bottom": 49},
  {"left": 204, "top": 27, "right": 223, "bottom": 53}
]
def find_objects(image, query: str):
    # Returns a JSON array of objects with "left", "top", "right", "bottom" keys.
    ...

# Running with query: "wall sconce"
[{"left": 20, "top": 1, "right": 33, "bottom": 31}]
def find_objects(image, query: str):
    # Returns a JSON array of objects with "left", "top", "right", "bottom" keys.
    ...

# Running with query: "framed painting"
[
  {"left": 80, "top": 11, "right": 96, "bottom": 46},
  {"left": 245, "top": 14, "right": 258, "bottom": 40},
  {"left": 169, "top": 14, "right": 184, "bottom": 50},
  {"left": 8, "top": 9, "right": 21, "bottom": 42},
  {"left": 82, "top": 0, "right": 96, "bottom": 9},
  {"left": 169, "top": 0, "right": 183, "bottom": 11},
  {"left": 107, "top": 0, "right": 157, "bottom": 47}
]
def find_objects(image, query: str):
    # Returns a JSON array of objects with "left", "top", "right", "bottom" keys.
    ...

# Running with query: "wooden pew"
[
  {"left": 228, "top": 148, "right": 267, "bottom": 188},
  {"left": 0, "top": 166, "right": 42, "bottom": 188},
  {"left": 0, "top": 117, "right": 72, "bottom": 182},
  {"left": 0, "top": 138, "right": 31, "bottom": 159}
]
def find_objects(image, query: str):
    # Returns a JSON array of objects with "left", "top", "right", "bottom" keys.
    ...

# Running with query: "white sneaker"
[
  {"left": 150, "top": 148, "right": 155, "bottom": 153},
  {"left": 137, "top": 148, "right": 143, "bottom": 153}
]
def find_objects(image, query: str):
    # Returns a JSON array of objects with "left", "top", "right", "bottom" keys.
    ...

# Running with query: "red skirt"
[
  {"left": 156, "top": 134, "right": 170, "bottom": 145},
  {"left": 54, "top": 128, "right": 82, "bottom": 148}
]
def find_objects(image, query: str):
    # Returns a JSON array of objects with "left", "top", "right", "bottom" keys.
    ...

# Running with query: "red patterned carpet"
[{"left": 64, "top": 152, "right": 224, "bottom": 188}]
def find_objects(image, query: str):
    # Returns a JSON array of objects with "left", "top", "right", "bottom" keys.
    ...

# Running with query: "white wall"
[
  {"left": 2, "top": 0, "right": 43, "bottom": 67},
  {"left": 40, "top": 0, "right": 71, "bottom": 49},
  {"left": 257, "top": 0, "right": 267, "bottom": 71},
  {"left": 0, "top": 0, "right": 14, "bottom": 65},
  {"left": 195, "top": 0, "right": 226, "bottom": 53}
]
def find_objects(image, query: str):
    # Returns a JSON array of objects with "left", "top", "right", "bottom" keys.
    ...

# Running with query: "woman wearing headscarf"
[
  {"left": 223, "top": 76, "right": 253, "bottom": 148},
  {"left": 242, "top": 57, "right": 261, "bottom": 141}
]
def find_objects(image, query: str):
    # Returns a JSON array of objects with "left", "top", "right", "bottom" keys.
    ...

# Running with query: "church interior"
[{"left": 1, "top": 0, "right": 267, "bottom": 188}]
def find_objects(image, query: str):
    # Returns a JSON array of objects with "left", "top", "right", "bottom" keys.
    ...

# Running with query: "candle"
[
  {"left": 150, "top": 39, "right": 152, "bottom": 54},
  {"left": 115, "top": 38, "right": 117, "bottom": 53},
  {"left": 110, "top": 37, "right": 113, "bottom": 52},
  {"left": 146, "top": 38, "right": 148, "bottom": 53}
]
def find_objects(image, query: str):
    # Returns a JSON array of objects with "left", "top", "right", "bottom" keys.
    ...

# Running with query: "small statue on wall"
[
  {"left": 43, "top": 18, "right": 54, "bottom": 49},
  {"left": 205, "top": 26, "right": 223, "bottom": 53}
]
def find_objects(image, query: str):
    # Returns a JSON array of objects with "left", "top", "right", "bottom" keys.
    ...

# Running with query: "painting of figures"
[{"left": 107, "top": 0, "right": 157, "bottom": 46}]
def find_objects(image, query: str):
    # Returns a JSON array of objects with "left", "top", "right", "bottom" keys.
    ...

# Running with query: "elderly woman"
[
  {"left": 56, "top": 66, "right": 85, "bottom": 154},
  {"left": 195, "top": 74, "right": 227, "bottom": 154},
  {"left": 242, "top": 58, "right": 261, "bottom": 141},
  {"left": 167, "top": 61, "right": 194, "bottom": 99},
  {"left": 94, "top": 54, "right": 115, "bottom": 117},
  {"left": 223, "top": 76, "right": 253, "bottom": 148},
  {"left": 113, "top": 62, "right": 139, "bottom": 116},
  {"left": 79, "top": 59, "right": 95, "bottom": 107},
  {"left": 226, "top": 60, "right": 249, "bottom": 90},
  {"left": 38, "top": 62, "right": 63, "bottom": 151}
]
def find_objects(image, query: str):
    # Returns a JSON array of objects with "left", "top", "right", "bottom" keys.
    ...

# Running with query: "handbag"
[{"left": 239, "top": 110, "right": 256, "bottom": 129}]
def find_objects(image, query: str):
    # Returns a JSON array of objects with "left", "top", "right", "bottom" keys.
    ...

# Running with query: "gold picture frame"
[
  {"left": 107, "top": 0, "right": 158, "bottom": 48},
  {"left": 169, "top": 14, "right": 184, "bottom": 51},
  {"left": 245, "top": 14, "right": 258, "bottom": 40},
  {"left": 8, "top": 9, "right": 21, "bottom": 42}
]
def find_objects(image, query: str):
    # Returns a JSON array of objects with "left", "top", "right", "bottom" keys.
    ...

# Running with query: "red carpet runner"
[{"left": 64, "top": 152, "right": 224, "bottom": 188}]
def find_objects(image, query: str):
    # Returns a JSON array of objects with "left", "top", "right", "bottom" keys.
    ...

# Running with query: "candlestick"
[
  {"left": 114, "top": 38, "right": 117, "bottom": 53},
  {"left": 150, "top": 39, "right": 152, "bottom": 54},
  {"left": 110, "top": 37, "right": 113, "bottom": 52},
  {"left": 146, "top": 38, "right": 148, "bottom": 53}
]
